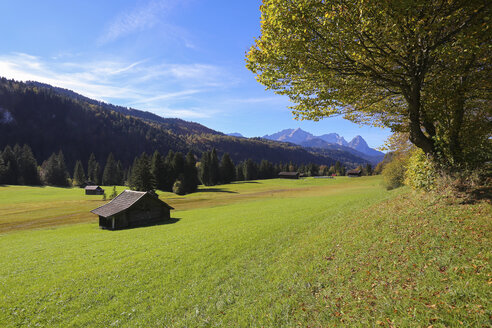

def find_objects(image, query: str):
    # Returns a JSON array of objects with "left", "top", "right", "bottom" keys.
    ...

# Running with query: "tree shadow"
[
  {"left": 197, "top": 188, "right": 238, "bottom": 193},
  {"left": 462, "top": 186, "right": 491, "bottom": 204}
]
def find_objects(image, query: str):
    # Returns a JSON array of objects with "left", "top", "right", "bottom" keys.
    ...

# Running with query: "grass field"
[{"left": 0, "top": 177, "right": 490, "bottom": 327}]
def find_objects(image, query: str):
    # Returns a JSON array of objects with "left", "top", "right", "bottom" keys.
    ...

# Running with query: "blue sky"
[{"left": 0, "top": 0, "right": 391, "bottom": 147}]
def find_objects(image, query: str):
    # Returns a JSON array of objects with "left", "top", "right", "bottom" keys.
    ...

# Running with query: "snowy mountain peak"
[
  {"left": 263, "top": 128, "right": 384, "bottom": 161},
  {"left": 318, "top": 133, "right": 348, "bottom": 146}
]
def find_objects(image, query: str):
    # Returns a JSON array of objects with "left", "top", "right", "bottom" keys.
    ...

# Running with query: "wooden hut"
[
  {"left": 85, "top": 185, "right": 105, "bottom": 195},
  {"left": 278, "top": 172, "right": 300, "bottom": 179},
  {"left": 347, "top": 169, "right": 362, "bottom": 177},
  {"left": 91, "top": 190, "right": 174, "bottom": 230}
]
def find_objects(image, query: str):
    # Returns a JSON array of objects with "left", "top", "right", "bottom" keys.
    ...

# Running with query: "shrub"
[
  {"left": 382, "top": 155, "right": 408, "bottom": 190},
  {"left": 404, "top": 148, "right": 436, "bottom": 191},
  {"left": 109, "top": 186, "right": 118, "bottom": 200},
  {"left": 172, "top": 179, "right": 186, "bottom": 195}
]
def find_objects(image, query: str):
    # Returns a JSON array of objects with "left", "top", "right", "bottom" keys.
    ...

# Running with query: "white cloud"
[
  {"left": 0, "top": 52, "right": 233, "bottom": 120},
  {"left": 150, "top": 107, "right": 218, "bottom": 119},
  {"left": 97, "top": 0, "right": 192, "bottom": 46}
]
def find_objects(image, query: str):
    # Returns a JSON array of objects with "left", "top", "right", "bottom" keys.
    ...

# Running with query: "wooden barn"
[
  {"left": 85, "top": 185, "right": 105, "bottom": 195},
  {"left": 91, "top": 190, "right": 174, "bottom": 230},
  {"left": 80, "top": 181, "right": 96, "bottom": 188},
  {"left": 347, "top": 169, "right": 362, "bottom": 177},
  {"left": 278, "top": 172, "right": 300, "bottom": 179}
]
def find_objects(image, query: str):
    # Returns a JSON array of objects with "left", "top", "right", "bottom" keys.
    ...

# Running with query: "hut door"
[{"left": 112, "top": 217, "right": 115, "bottom": 230}]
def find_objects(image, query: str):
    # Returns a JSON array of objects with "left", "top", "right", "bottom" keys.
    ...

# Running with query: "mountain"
[
  {"left": 227, "top": 132, "right": 244, "bottom": 138},
  {"left": 264, "top": 128, "right": 384, "bottom": 164},
  {"left": 0, "top": 78, "right": 357, "bottom": 170},
  {"left": 347, "top": 135, "right": 383, "bottom": 158},
  {"left": 25, "top": 81, "right": 222, "bottom": 136},
  {"left": 318, "top": 133, "right": 348, "bottom": 146},
  {"left": 263, "top": 128, "right": 316, "bottom": 144}
]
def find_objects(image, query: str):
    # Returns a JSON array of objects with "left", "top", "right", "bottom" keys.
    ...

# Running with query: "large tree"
[
  {"left": 183, "top": 151, "right": 198, "bottom": 193},
  {"left": 247, "top": 0, "right": 491, "bottom": 168},
  {"left": 129, "top": 153, "right": 155, "bottom": 192}
]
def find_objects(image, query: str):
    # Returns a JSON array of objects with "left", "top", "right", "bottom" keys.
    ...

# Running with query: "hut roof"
[
  {"left": 85, "top": 185, "right": 103, "bottom": 190},
  {"left": 347, "top": 169, "right": 362, "bottom": 175},
  {"left": 91, "top": 190, "right": 173, "bottom": 218},
  {"left": 278, "top": 172, "right": 299, "bottom": 176}
]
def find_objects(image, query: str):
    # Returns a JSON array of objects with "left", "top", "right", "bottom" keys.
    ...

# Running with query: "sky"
[{"left": 0, "top": 0, "right": 391, "bottom": 148}]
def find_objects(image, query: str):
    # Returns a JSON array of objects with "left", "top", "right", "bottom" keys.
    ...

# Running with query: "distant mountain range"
[
  {"left": 0, "top": 78, "right": 379, "bottom": 170},
  {"left": 263, "top": 128, "right": 385, "bottom": 164}
]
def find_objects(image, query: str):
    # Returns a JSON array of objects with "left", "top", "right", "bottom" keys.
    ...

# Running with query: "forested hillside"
[{"left": 0, "top": 78, "right": 370, "bottom": 170}]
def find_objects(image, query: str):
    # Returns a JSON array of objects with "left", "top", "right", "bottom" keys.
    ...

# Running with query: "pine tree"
[
  {"left": 129, "top": 153, "right": 155, "bottom": 191},
  {"left": 340, "top": 165, "right": 346, "bottom": 176},
  {"left": 243, "top": 159, "right": 257, "bottom": 181},
  {"left": 73, "top": 160, "right": 86, "bottom": 186},
  {"left": 334, "top": 161, "right": 342, "bottom": 176},
  {"left": 259, "top": 160, "right": 274, "bottom": 179},
  {"left": 17, "top": 144, "right": 40, "bottom": 185},
  {"left": 364, "top": 163, "right": 373, "bottom": 176},
  {"left": 183, "top": 151, "right": 198, "bottom": 193},
  {"left": 56, "top": 151, "right": 70, "bottom": 185},
  {"left": 116, "top": 161, "right": 124, "bottom": 185},
  {"left": 2, "top": 145, "right": 17, "bottom": 185},
  {"left": 219, "top": 153, "right": 235, "bottom": 184},
  {"left": 236, "top": 162, "right": 244, "bottom": 181},
  {"left": 172, "top": 152, "right": 185, "bottom": 179},
  {"left": 164, "top": 150, "right": 176, "bottom": 191},
  {"left": 0, "top": 155, "right": 7, "bottom": 185},
  {"left": 87, "top": 153, "right": 97, "bottom": 183},
  {"left": 42, "top": 151, "right": 69, "bottom": 186},
  {"left": 210, "top": 148, "right": 220, "bottom": 185},
  {"left": 94, "top": 162, "right": 102, "bottom": 184},
  {"left": 151, "top": 151, "right": 166, "bottom": 191},
  {"left": 199, "top": 151, "right": 211, "bottom": 186},
  {"left": 102, "top": 153, "right": 118, "bottom": 185}
]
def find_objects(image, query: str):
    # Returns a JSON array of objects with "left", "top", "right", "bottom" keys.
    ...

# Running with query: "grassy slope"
[{"left": 0, "top": 177, "right": 490, "bottom": 327}]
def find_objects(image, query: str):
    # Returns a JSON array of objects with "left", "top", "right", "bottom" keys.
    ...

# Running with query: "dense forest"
[
  {"left": 0, "top": 143, "right": 360, "bottom": 196},
  {"left": 0, "top": 78, "right": 373, "bottom": 173}
]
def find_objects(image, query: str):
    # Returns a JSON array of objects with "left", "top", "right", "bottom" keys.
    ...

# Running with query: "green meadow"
[{"left": 0, "top": 177, "right": 490, "bottom": 327}]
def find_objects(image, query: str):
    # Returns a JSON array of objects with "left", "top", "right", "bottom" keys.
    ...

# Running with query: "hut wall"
[
  {"left": 125, "top": 197, "right": 169, "bottom": 227},
  {"left": 86, "top": 189, "right": 104, "bottom": 195}
]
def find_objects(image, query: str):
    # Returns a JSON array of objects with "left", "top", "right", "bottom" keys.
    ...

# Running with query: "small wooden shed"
[
  {"left": 278, "top": 172, "right": 300, "bottom": 179},
  {"left": 91, "top": 190, "right": 174, "bottom": 230},
  {"left": 347, "top": 169, "right": 362, "bottom": 177},
  {"left": 85, "top": 185, "right": 105, "bottom": 195}
]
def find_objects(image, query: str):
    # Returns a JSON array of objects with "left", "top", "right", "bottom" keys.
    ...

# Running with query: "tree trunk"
[
  {"left": 406, "top": 83, "right": 435, "bottom": 156},
  {"left": 449, "top": 87, "right": 466, "bottom": 165}
]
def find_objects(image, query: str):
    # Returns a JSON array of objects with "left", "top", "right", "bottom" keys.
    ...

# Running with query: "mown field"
[{"left": 0, "top": 177, "right": 490, "bottom": 327}]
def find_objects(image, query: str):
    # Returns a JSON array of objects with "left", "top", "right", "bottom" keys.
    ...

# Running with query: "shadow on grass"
[
  {"left": 232, "top": 181, "right": 260, "bottom": 184},
  {"left": 108, "top": 218, "right": 181, "bottom": 231},
  {"left": 197, "top": 188, "right": 238, "bottom": 193}
]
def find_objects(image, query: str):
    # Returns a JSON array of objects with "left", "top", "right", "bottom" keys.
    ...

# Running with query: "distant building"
[
  {"left": 91, "top": 190, "right": 174, "bottom": 230},
  {"left": 85, "top": 185, "right": 105, "bottom": 195},
  {"left": 278, "top": 172, "right": 300, "bottom": 179},
  {"left": 347, "top": 169, "right": 362, "bottom": 177},
  {"left": 80, "top": 181, "right": 96, "bottom": 188}
]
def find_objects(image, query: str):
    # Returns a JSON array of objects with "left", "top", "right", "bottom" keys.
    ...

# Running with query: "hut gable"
[
  {"left": 85, "top": 185, "right": 104, "bottom": 195},
  {"left": 91, "top": 190, "right": 174, "bottom": 230},
  {"left": 347, "top": 169, "right": 362, "bottom": 177}
]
